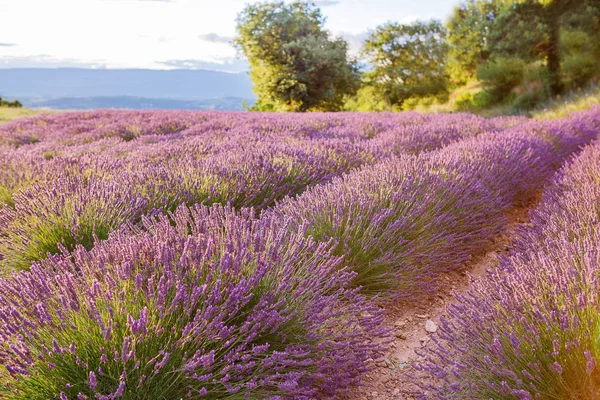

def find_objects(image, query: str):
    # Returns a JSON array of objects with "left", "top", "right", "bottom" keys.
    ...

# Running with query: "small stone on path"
[
  {"left": 425, "top": 319, "right": 438, "bottom": 333},
  {"left": 394, "top": 320, "right": 406, "bottom": 328}
]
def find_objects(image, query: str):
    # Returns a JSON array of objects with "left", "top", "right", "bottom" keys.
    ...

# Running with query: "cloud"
[
  {"left": 0, "top": 43, "right": 16, "bottom": 47},
  {"left": 313, "top": 0, "right": 341, "bottom": 6},
  {"left": 158, "top": 58, "right": 248, "bottom": 73},
  {"left": 0, "top": 55, "right": 107, "bottom": 69},
  {"left": 198, "top": 33, "right": 234, "bottom": 44},
  {"left": 101, "top": 0, "right": 175, "bottom": 2},
  {"left": 337, "top": 31, "right": 369, "bottom": 53}
]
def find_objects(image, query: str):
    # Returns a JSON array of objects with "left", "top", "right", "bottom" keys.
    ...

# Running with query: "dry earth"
[{"left": 340, "top": 195, "right": 540, "bottom": 400}]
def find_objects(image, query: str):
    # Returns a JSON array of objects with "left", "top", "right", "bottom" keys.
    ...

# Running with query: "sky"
[{"left": 0, "top": 0, "right": 457, "bottom": 72}]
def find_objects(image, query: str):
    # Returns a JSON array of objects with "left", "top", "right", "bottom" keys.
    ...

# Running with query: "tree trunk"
[{"left": 546, "top": 23, "right": 562, "bottom": 96}]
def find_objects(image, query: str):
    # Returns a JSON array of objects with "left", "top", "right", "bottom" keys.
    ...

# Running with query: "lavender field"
[{"left": 0, "top": 108, "right": 599, "bottom": 399}]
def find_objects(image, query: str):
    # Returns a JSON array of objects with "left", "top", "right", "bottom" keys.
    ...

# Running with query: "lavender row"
[
  {"left": 416, "top": 117, "right": 600, "bottom": 398},
  {"left": 0, "top": 111, "right": 510, "bottom": 273},
  {"left": 0, "top": 110, "right": 515, "bottom": 203},
  {"left": 0, "top": 110, "right": 520, "bottom": 154},
  {"left": 0, "top": 204, "right": 389, "bottom": 399},
  {"left": 268, "top": 108, "right": 600, "bottom": 298}
]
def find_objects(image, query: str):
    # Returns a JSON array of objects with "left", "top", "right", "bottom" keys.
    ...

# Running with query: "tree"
[
  {"left": 446, "top": 0, "right": 503, "bottom": 83},
  {"left": 362, "top": 20, "right": 449, "bottom": 110},
  {"left": 0, "top": 97, "right": 23, "bottom": 108},
  {"left": 487, "top": 0, "right": 594, "bottom": 96},
  {"left": 235, "top": 1, "right": 360, "bottom": 112}
]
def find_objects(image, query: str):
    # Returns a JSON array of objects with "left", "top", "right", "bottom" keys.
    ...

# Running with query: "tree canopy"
[
  {"left": 234, "top": 0, "right": 599, "bottom": 114},
  {"left": 485, "top": 0, "right": 599, "bottom": 95},
  {"left": 362, "top": 20, "right": 449, "bottom": 109},
  {"left": 446, "top": 0, "right": 500, "bottom": 83},
  {"left": 235, "top": 1, "right": 360, "bottom": 112}
]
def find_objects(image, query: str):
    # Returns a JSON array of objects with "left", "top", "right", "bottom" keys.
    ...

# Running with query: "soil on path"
[{"left": 340, "top": 195, "right": 540, "bottom": 400}]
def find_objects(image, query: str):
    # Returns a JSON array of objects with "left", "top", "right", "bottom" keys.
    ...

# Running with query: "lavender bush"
[
  {"left": 417, "top": 134, "right": 600, "bottom": 399},
  {"left": 0, "top": 205, "right": 387, "bottom": 399},
  {"left": 0, "top": 175, "right": 149, "bottom": 273},
  {"left": 0, "top": 108, "right": 599, "bottom": 399},
  {"left": 0, "top": 110, "right": 505, "bottom": 272},
  {"left": 270, "top": 109, "right": 599, "bottom": 297}
]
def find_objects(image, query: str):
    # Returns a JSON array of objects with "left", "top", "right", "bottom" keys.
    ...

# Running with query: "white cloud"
[
  {"left": 158, "top": 57, "right": 248, "bottom": 72},
  {"left": 0, "top": 54, "right": 108, "bottom": 69},
  {"left": 336, "top": 31, "right": 369, "bottom": 54},
  {"left": 313, "top": 0, "right": 341, "bottom": 7},
  {"left": 0, "top": 0, "right": 453, "bottom": 70},
  {"left": 198, "top": 33, "right": 234, "bottom": 44}
]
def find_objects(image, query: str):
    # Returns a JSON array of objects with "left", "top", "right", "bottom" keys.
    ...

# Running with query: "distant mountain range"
[
  {"left": 22, "top": 96, "right": 252, "bottom": 111},
  {"left": 0, "top": 68, "right": 256, "bottom": 110}
]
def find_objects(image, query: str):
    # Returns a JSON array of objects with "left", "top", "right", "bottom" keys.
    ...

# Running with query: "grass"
[
  {"left": 0, "top": 108, "right": 54, "bottom": 124},
  {"left": 410, "top": 80, "right": 600, "bottom": 119},
  {"left": 532, "top": 84, "right": 600, "bottom": 119}
]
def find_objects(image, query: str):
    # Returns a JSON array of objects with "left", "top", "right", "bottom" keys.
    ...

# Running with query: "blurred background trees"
[
  {"left": 236, "top": 0, "right": 599, "bottom": 114},
  {"left": 0, "top": 98, "right": 22, "bottom": 108}
]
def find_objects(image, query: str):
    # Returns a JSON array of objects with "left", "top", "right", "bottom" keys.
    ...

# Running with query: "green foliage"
[
  {"left": 441, "top": 0, "right": 599, "bottom": 113},
  {"left": 562, "top": 53, "right": 598, "bottom": 89},
  {"left": 477, "top": 57, "right": 526, "bottom": 102},
  {"left": 472, "top": 90, "right": 497, "bottom": 109},
  {"left": 454, "top": 91, "right": 477, "bottom": 110},
  {"left": 343, "top": 85, "right": 395, "bottom": 112},
  {"left": 533, "top": 83, "right": 600, "bottom": 119},
  {"left": 362, "top": 20, "right": 449, "bottom": 108},
  {"left": 453, "top": 90, "right": 496, "bottom": 110},
  {"left": 402, "top": 93, "right": 449, "bottom": 111},
  {"left": 235, "top": 1, "right": 360, "bottom": 112},
  {"left": 0, "top": 97, "right": 23, "bottom": 108},
  {"left": 486, "top": 0, "right": 599, "bottom": 96},
  {"left": 487, "top": 2, "right": 549, "bottom": 62},
  {"left": 560, "top": 29, "right": 600, "bottom": 89},
  {"left": 511, "top": 90, "right": 546, "bottom": 111},
  {"left": 446, "top": 0, "right": 502, "bottom": 83}
]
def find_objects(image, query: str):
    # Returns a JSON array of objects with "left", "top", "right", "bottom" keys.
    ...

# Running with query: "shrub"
[
  {"left": 472, "top": 90, "right": 495, "bottom": 109},
  {"left": 0, "top": 98, "right": 23, "bottom": 108},
  {"left": 402, "top": 94, "right": 449, "bottom": 111},
  {"left": 562, "top": 53, "right": 598, "bottom": 90},
  {"left": 0, "top": 176, "right": 148, "bottom": 273},
  {"left": 0, "top": 205, "right": 388, "bottom": 399},
  {"left": 453, "top": 91, "right": 475, "bottom": 111},
  {"left": 271, "top": 154, "right": 498, "bottom": 296},
  {"left": 511, "top": 91, "right": 545, "bottom": 112},
  {"left": 477, "top": 57, "right": 526, "bottom": 103}
]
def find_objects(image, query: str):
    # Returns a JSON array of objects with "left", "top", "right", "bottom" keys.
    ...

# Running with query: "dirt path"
[{"left": 340, "top": 197, "right": 539, "bottom": 400}]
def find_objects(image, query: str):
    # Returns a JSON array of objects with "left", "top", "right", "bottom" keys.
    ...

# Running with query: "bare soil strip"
[{"left": 340, "top": 195, "right": 540, "bottom": 400}]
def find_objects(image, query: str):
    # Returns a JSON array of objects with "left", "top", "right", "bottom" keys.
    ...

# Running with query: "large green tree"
[
  {"left": 488, "top": 0, "right": 598, "bottom": 95},
  {"left": 446, "top": 0, "right": 503, "bottom": 83},
  {"left": 362, "top": 20, "right": 449, "bottom": 109},
  {"left": 235, "top": 1, "right": 360, "bottom": 112}
]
